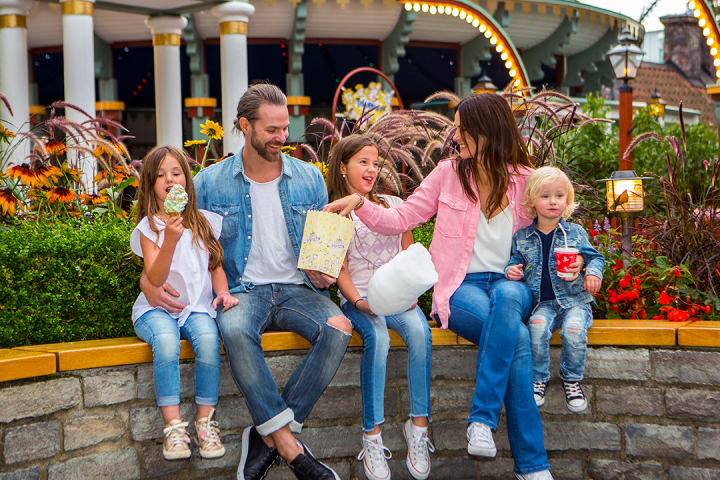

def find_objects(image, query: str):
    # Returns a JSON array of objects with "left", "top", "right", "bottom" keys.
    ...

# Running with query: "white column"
[
  {"left": 61, "top": 0, "right": 96, "bottom": 190},
  {"left": 212, "top": 1, "right": 254, "bottom": 155},
  {"left": 0, "top": 0, "right": 32, "bottom": 165},
  {"left": 145, "top": 16, "right": 187, "bottom": 148}
]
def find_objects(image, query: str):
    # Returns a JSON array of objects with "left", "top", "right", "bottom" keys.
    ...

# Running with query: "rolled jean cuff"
[
  {"left": 195, "top": 395, "right": 217, "bottom": 407},
  {"left": 409, "top": 413, "right": 432, "bottom": 424},
  {"left": 467, "top": 417, "right": 497, "bottom": 431},
  {"left": 289, "top": 420, "right": 303, "bottom": 434},
  {"left": 256, "top": 407, "right": 294, "bottom": 437},
  {"left": 156, "top": 395, "right": 180, "bottom": 408}
]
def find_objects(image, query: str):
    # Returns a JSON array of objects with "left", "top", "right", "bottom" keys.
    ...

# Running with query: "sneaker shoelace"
[
  {"left": 163, "top": 421, "right": 190, "bottom": 449},
  {"left": 198, "top": 416, "right": 222, "bottom": 446},
  {"left": 357, "top": 438, "right": 392, "bottom": 471},
  {"left": 563, "top": 381, "right": 584, "bottom": 400},
  {"left": 408, "top": 430, "right": 435, "bottom": 465},
  {"left": 533, "top": 381, "right": 547, "bottom": 396},
  {"left": 467, "top": 423, "right": 492, "bottom": 446}
]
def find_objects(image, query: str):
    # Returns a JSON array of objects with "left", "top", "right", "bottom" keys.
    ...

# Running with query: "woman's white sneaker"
[
  {"left": 402, "top": 419, "right": 434, "bottom": 480},
  {"left": 515, "top": 469, "right": 554, "bottom": 479},
  {"left": 357, "top": 433, "right": 392, "bottom": 480},
  {"left": 466, "top": 422, "right": 496, "bottom": 457}
]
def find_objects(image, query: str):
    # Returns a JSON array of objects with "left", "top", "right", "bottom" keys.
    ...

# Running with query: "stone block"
[
  {"left": 653, "top": 350, "right": 720, "bottom": 385},
  {"left": 265, "top": 460, "right": 350, "bottom": 480},
  {"left": 666, "top": 388, "right": 720, "bottom": 421},
  {"left": 431, "top": 348, "right": 477, "bottom": 381},
  {"left": 474, "top": 456, "right": 516, "bottom": 479},
  {"left": 544, "top": 421, "right": 621, "bottom": 451},
  {"left": 698, "top": 428, "right": 720, "bottom": 461},
  {"left": 130, "top": 404, "right": 194, "bottom": 441},
  {"left": 48, "top": 449, "right": 141, "bottom": 480},
  {"left": 539, "top": 383, "right": 592, "bottom": 415},
  {"left": 195, "top": 434, "right": 242, "bottom": 470},
  {"left": 588, "top": 459, "right": 665, "bottom": 480},
  {"left": 308, "top": 386, "right": 365, "bottom": 420},
  {"left": 550, "top": 458, "right": 584, "bottom": 480},
  {"left": 625, "top": 423, "right": 693, "bottom": 458},
  {"left": 4, "top": 420, "right": 60, "bottom": 464},
  {"left": 326, "top": 352, "right": 361, "bottom": 387},
  {"left": 140, "top": 443, "right": 189, "bottom": 478},
  {"left": 63, "top": 414, "right": 125, "bottom": 451},
  {"left": 0, "top": 467, "right": 41, "bottom": 480},
  {"left": 136, "top": 362, "right": 195, "bottom": 400},
  {"left": 0, "top": 377, "right": 80, "bottom": 423},
  {"left": 216, "top": 396, "right": 252, "bottom": 430},
  {"left": 584, "top": 347, "right": 650, "bottom": 380},
  {"left": 430, "top": 420, "right": 470, "bottom": 451},
  {"left": 402, "top": 384, "right": 474, "bottom": 416},
  {"left": 265, "top": 352, "right": 305, "bottom": 387},
  {"left": 420, "top": 456, "right": 477, "bottom": 479},
  {"left": 596, "top": 385, "right": 664, "bottom": 416},
  {"left": 296, "top": 425, "right": 400, "bottom": 459},
  {"left": 83, "top": 370, "right": 135, "bottom": 407},
  {"left": 669, "top": 466, "right": 720, "bottom": 480},
  {"left": 218, "top": 359, "right": 240, "bottom": 397}
]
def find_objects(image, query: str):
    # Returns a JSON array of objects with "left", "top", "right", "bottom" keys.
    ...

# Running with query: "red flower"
[
  {"left": 652, "top": 315, "right": 665, "bottom": 320},
  {"left": 618, "top": 276, "right": 630, "bottom": 289},
  {"left": 672, "top": 267, "right": 682, "bottom": 277},
  {"left": 702, "top": 305, "right": 711, "bottom": 313},
  {"left": 658, "top": 290, "right": 674, "bottom": 305},
  {"left": 612, "top": 259, "right": 624, "bottom": 272},
  {"left": 589, "top": 229, "right": 598, "bottom": 238},
  {"left": 667, "top": 309, "right": 690, "bottom": 322}
]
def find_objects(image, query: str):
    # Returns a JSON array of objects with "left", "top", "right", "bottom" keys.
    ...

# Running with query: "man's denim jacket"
[
  {"left": 194, "top": 148, "right": 327, "bottom": 293},
  {"left": 505, "top": 218, "right": 605, "bottom": 309}
]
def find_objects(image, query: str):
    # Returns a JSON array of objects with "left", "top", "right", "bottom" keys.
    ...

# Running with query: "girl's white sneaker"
[
  {"left": 466, "top": 422, "right": 496, "bottom": 457},
  {"left": 357, "top": 433, "right": 392, "bottom": 480},
  {"left": 515, "top": 469, "right": 554, "bottom": 479}
]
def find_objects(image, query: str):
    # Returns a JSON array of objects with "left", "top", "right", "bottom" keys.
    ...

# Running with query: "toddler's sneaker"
[
  {"left": 357, "top": 433, "right": 392, "bottom": 480},
  {"left": 162, "top": 419, "right": 191, "bottom": 460},
  {"left": 402, "top": 419, "right": 435, "bottom": 480},
  {"left": 195, "top": 408, "right": 226, "bottom": 459},
  {"left": 515, "top": 469, "right": 554, "bottom": 479},
  {"left": 533, "top": 381, "right": 548, "bottom": 407},
  {"left": 562, "top": 381, "right": 587, "bottom": 413},
  {"left": 466, "top": 422, "right": 496, "bottom": 457}
]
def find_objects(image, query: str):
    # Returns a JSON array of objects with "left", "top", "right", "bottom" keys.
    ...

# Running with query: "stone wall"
[{"left": 1, "top": 345, "right": 719, "bottom": 479}]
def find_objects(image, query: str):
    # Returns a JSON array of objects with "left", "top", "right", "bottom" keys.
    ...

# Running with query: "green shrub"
[
  {"left": 0, "top": 219, "right": 141, "bottom": 347},
  {"left": 413, "top": 220, "right": 435, "bottom": 318}
]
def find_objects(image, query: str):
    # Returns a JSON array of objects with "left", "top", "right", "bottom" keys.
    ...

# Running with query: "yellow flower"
[
  {"left": 93, "top": 143, "right": 113, "bottom": 158},
  {"left": 311, "top": 161, "right": 328, "bottom": 177},
  {"left": 0, "top": 124, "right": 16, "bottom": 140},
  {"left": 47, "top": 186, "right": 76, "bottom": 204},
  {"left": 281, "top": 145, "right": 296, "bottom": 154},
  {"left": 200, "top": 120, "right": 224, "bottom": 140},
  {"left": 184, "top": 139, "right": 207, "bottom": 147},
  {"left": 0, "top": 189, "right": 18, "bottom": 216}
]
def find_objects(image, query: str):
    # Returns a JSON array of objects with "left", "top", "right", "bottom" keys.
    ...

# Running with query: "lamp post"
[
  {"left": 472, "top": 74, "right": 497, "bottom": 95},
  {"left": 607, "top": 29, "right": 645, "bottom": 170},
  {"left": 598, "top": 170, "right": 650, "bottom": 266}
]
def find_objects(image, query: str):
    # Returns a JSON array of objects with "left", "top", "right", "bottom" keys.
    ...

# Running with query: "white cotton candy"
[{"left": 366, "top": 243, "right": 438, "bottom": 316}]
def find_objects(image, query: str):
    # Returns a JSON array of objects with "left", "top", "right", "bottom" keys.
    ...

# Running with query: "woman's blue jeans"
[
  {"left": 342, "top": 302, "right": 432, "bottom": 432},
  {"left": 134, "top": 309, "right": 221, "bottom": 407},
  {"left": 448, "top": 272, "right": 549, "bottom": 475}
]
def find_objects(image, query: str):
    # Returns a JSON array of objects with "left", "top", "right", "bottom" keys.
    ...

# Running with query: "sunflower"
[
  {"left": 0, "top": 124, "right": 17, "bottom": 141},
  {"left": 47, "top": 186, "right": 76, "bottom": 204},
  {"left": 200, "top": 120, "right": 224, "bottom": 140},
  {"left": 35, "top": 165, "right": 63, "bottom": 186},
  {"left": 94, "top": 165, "right": 138, "bottom": 187},
  {"left": 0, "top": 189, "right": 19, "bottom": 216},
  {"left": 80, "top": 193, "right": 110, "bottom": 205},
  {"left": 93, "top": 143, "right": 114, "bottom": 158},
  {"left": 45, "top": 140, "right": 67, "bottom": 156},
  {"left": 5, "top": 164, "right": 40, "bottom": 187},
  {"left": 184, "top": 139, "right": 207, "bottom": 147},
  {"left": 311, "top": 161, "right": 328, "bottom": 178}
]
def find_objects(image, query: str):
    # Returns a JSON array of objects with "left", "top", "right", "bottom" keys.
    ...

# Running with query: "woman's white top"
[
  {"left": 467, "top": 205, "right": 513, "bottom": 274},
  {"left": 130, "top": 210, "right": 223, "bottom": 326},
  {"left": 341, "top": 195, "right": 403, "bottom": 303}
]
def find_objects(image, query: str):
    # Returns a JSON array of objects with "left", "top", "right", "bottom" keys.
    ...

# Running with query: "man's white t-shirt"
[{"left": 241, "top": 174, "right": 305, "bottom": 285}]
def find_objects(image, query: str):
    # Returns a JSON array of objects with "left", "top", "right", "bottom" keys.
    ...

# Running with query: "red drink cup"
[{"left": 555, "top": 247, "right": 579, "bottom": 278}]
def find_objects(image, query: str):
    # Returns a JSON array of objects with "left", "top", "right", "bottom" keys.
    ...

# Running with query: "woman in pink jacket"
[{"left": 325, "top": 94, "right": 560, "bottom": 480}]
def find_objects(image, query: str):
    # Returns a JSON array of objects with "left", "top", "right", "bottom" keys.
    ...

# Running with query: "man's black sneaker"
[
  {"left": 288, "top": 441, "right": 341, "bottom": 480},
  {"left": 237, "top": 426, "right": 278, "bottom": 480}
]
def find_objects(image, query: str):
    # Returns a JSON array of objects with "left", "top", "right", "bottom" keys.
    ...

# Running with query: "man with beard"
[{"left": 140, "top": 83, "right": 352, "bottom": 480}]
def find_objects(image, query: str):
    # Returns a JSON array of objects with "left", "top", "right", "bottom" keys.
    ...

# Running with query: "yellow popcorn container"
[{"left": 297, "top": 210, "right": 355, "bottom": 278}]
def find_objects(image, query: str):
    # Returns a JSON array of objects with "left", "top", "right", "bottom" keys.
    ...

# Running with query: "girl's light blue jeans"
[
  {"left": 528, "top": 300, "right": 593, "bottom": 383},
  {"left": 134, "top": 309, "right": 221, "bottom": 407},
  {"left": 341, "top": 301, "right": 432, "bottom": 432},
  {"left": 447, "top": 272, "right": 549, "bottom": 475}
]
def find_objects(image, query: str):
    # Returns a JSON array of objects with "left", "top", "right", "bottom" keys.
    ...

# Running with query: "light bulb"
[
  {"left": 509, "top": 69, "right": 517, "bottom": 77},
  {"left": 404, "top": 2, "right": 412, "bottom": 11},
  {"left": 429, "top": 5, "right": 437, "bottom": 14},
  {"left": 421, "top": 3, "right": 429, "bottom": 12}
]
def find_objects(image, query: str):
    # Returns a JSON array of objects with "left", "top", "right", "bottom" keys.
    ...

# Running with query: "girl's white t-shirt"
[
  {"left": 467, "top": 205, "right": 513, "bottom": 274},
  {"left": 130, "top": 209, "right": 223, "bottom": 326},
  {"left": 341, "top": 195, "right": 404, "bottom": 303}
]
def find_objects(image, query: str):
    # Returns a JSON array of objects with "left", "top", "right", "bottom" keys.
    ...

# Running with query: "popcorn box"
[{"left": 297, "top": 210, "right": 355, "bottom": 278}]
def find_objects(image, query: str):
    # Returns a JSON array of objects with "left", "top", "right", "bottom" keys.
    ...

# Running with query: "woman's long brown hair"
[
  {"left": 327, "top": 134, "right": 388, "bottom": 207},
  {"left": 455, "top": 94, "right": 533, "bottom": 215},
  {"left": 135, "top": 145, "right": 224, "bottom": 270}
]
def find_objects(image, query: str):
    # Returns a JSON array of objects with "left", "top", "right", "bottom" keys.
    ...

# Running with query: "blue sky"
[{"left": 579, "top": 0, "right": 691, "bottom": 32}]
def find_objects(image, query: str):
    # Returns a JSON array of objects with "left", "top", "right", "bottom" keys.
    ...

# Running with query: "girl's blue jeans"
[
  {"left": 341, "top": 301, "right": 432, "bottom": 432},
  {"left": 134, "top": 309, "right": 221, "bottom": 407},
  {"left": 448, "top": 272, "right": 550, "bottom": 475},
  {"left": 528, "top": 300, "right": 593, "bottom": 383}
]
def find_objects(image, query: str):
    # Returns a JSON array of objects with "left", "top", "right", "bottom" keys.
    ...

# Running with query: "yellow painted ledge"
[
  {"left": 677, "top": 321, "right": 720, "bottom": 347},
  {"left": 0, "top": 349, "right": 56, "bottom": 382},
  {"left": 550, "top": 320, "right": 690, "bottom": 346}
]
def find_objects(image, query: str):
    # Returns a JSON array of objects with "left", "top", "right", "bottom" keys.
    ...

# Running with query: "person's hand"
[
  {"left": 584, "top": 275, "right": 602, "bottom": 295},
  {"left": 164, "top": 215, "right": 184, "bottom": 245},
  {"left": 140, "top": 275, "right": 185, "bottom": 313},
  {"left": 561, "top": 254, "right": 584, "bottom": 282},
  {"left": 304, "top": 269, "right": 336, "bottom": 289},
  {"left": 323, "top": 194, "right": 363, "bottom": 216},
  {"left": 506, "top": 264, "right": 524, "bottom": 281},
  {"left": 212, "top": 292, "right": 238, "bottom": 312},
  {"left": 356, "top": 299, "right": 376, "bottom": 316}
]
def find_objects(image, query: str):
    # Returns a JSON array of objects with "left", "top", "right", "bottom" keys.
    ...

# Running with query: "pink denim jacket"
[{"left": 355, "top": 158, "right": 534, "bottom": 328}]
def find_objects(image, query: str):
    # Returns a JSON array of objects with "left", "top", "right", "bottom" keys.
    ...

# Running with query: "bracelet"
[
  {"left": 353, "top": 298, "right": 363, "bottom": 308},
  {"left": 353, "top": 193, "right": 365, "bottom": 210},
  {"left": 217, "top": 290, "right": 230, "bottom": 296}
]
